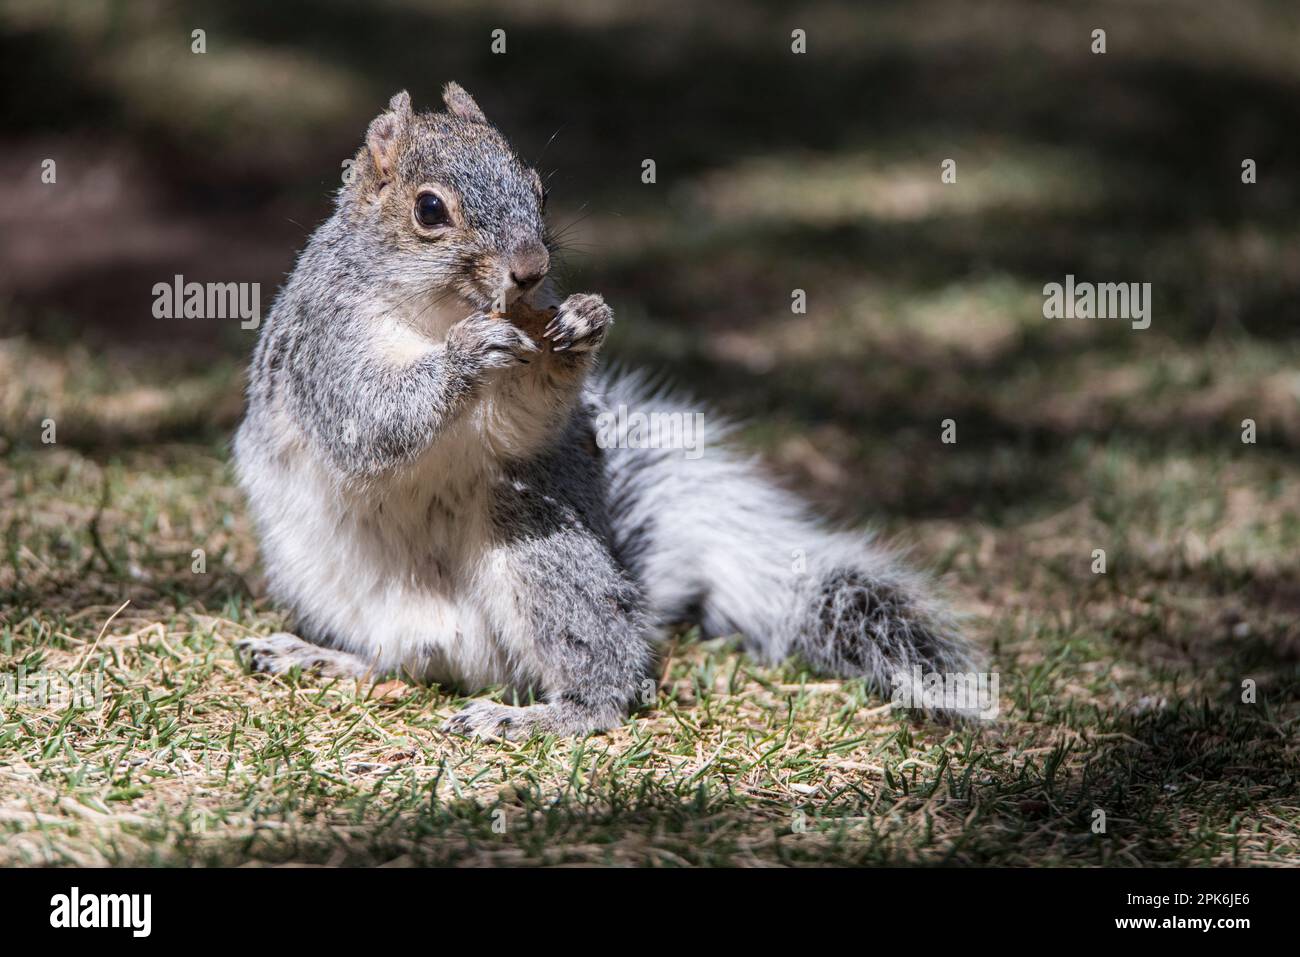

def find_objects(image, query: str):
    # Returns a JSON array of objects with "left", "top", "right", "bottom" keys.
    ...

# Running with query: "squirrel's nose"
[{"left": 506, "top": 244, "right": 550, "bottom": 290}]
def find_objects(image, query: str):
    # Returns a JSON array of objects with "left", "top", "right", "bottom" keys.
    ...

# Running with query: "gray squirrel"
[{"left": 233, "top": 84, "right": 980, "bottom": 738}]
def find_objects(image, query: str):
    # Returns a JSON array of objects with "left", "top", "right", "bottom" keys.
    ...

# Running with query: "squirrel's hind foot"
[
  {"left": 441, "top": 699, "right": 621, "bottom": 741},
  {"left": 237, "top": 632, "right": 380, "bottom": 681}
]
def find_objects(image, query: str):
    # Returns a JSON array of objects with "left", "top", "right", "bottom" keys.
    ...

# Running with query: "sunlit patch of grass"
[
  {"left": 0, "top": 338, "right": 244, "bottom": 451},
  {"left": 689, "top": 141, "right": 1111, "bottom": 226}
]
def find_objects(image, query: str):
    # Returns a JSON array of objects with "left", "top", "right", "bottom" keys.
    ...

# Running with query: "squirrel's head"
[{"left": 344, "top": 84, "right": 550, "bottom": 311}]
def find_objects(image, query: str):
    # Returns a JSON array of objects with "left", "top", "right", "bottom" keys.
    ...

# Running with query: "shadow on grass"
[
  {"left": 107, "top": 700, "right": 1294, "bottom": 867},
  {"left": 1, "top": 544, "right": 258, "bottom": 622},
  {"left": 953, "top": 701, "right": 1297, "bottom": 866}
]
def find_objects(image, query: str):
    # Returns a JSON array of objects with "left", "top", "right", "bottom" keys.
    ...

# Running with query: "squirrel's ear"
[
  {"left": 365, "top": 90, "right": 412, "bottom": 179},
  {"left": 442, "top": 82, "right": 486, "bottom": 123}
]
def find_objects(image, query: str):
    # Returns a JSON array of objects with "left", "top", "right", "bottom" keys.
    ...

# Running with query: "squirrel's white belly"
[{"left": 236, "top": 416, "right": 516, "bottom": 689}]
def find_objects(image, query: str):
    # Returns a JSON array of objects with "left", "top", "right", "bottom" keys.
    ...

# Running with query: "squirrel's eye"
[{"left": 415, "top": 193, "right": 450, "bottom": 228}]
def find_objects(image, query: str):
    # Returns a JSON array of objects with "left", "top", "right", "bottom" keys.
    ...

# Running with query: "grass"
[
  {"left": 1, "top": 333, "right": 1296, "bottom": 866},
  {"left": 1, "top": 0, "right": 1299, "bottom": 866}
]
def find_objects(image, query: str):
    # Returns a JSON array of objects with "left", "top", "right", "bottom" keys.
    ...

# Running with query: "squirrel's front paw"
[
  {"left": 543, "top": 293, "right": 612, "bottom": 355},
  {"left": 449, "top": 312, "right": 540, "bottom": 373}
]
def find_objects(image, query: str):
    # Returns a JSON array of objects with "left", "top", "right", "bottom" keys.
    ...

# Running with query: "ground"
[{"left": 1, "top": 0, "right": 1298, "bottom": 866}]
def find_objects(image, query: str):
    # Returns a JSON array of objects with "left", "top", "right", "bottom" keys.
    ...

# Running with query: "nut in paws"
[{"left": 451, "top": 312, "right": 540, "bottom": 370}]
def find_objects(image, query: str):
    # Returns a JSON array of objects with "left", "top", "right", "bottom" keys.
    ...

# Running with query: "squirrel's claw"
[{"left": 544, "top": 293, "right": 612, "bottom": 355}]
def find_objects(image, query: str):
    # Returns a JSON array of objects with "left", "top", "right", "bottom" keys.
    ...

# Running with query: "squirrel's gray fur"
[{"left": 233, "top": 84, "right": 980, "bottom": 739}]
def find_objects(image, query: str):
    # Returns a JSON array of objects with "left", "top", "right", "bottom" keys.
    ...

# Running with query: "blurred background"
[
  {"left": 3, "top": 0, "right": 1299, "bottom": 514},
  {"left": 1, "top": 0, "right": 1298, "bottom": 867},
  {"left": 3, "top": 0, "right": 1299, "bottom": 481}
]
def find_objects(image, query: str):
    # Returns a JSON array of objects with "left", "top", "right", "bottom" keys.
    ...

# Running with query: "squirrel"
[{"left": 232, "top": 83, "right": 981, "bottom": 738}]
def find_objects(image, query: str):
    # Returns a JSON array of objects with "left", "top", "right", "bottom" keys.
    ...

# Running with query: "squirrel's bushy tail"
[{"left": 595, "top": 371, "right": 981, "bottom": 718}]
